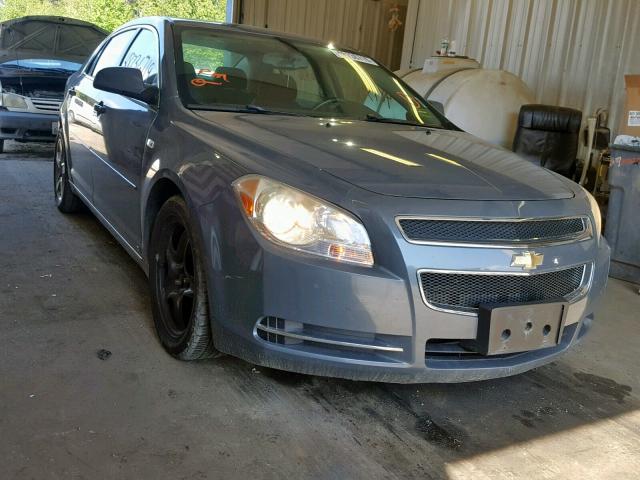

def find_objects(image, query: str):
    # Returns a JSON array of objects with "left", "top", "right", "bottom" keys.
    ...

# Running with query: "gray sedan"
[{"left": 54, "top": 17, "right": 610, "bottom": 383}]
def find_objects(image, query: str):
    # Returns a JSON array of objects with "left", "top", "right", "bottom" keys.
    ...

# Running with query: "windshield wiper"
[
  {"left": 0, "top": 65, "right": 73, "bottom": 73},
  {"left": 0, "top": 64, "right": 39, "bottom": 71},
  {"left": 187, "top": 104, "right": 308, "bottom": 117},
  {"left": 364, "top": 113, "right": 433, "bottom": 129},
  {"left": 37, "top": 67, "right": 76, "bottom": 74},
  {"left": 244, "top": 104, "right": 307, "bottom": 116}
]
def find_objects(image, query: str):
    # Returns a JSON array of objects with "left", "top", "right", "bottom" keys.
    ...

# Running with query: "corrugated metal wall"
[
  {"left": 238, "top": 0, "right": 409, "bottom": 69},
  {"left": 401, "top": 0, "right": 640, "bottom": 133},
  {"left": 239, "top": 0, "right": 379, "bottom": 48}
]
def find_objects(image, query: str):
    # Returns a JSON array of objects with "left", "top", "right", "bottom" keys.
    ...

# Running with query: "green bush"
[{"left": 0, "top": 0, "right": 227, "bottom": 32}]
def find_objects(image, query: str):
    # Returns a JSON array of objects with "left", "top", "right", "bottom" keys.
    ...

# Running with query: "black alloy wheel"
[
  {"left": 54, "top": 135, "right": 82, "bottom": 213},
  {"left": 159, "top": 222, "right": 195, "bottom": 335},
  {"left": 149, "top": 196, "right": 220, "bottom": 360}
]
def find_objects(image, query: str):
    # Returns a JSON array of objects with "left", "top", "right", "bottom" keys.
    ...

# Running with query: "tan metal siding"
[
  {"left": 401, "top": 0, "right": 640, "bottom": 134},
  {"left": 239, "top": 0, "right": 369, "bottom": 44},
  {"left": 238, "top": 0, "right": 409, "bottom": 69}
]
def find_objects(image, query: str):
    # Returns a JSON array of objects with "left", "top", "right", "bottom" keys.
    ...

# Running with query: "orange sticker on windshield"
[{"left": 191, "top": 72, "right": 229, "bottom": 87}]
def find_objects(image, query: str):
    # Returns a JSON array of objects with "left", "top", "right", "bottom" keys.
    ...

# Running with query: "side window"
[
  {"left": 121, "top": 29, "right": 159, "bottom": 86},
  {"left": 90, "top": 29, "right": 137, "bottom": 77}
]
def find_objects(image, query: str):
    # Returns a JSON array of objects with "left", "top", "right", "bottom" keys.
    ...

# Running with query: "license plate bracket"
[
  {"left": 51, "top": 121, "right": 59, "bottom": 135},
  {"left": 476, "top": 300, "right": 568, "bottom": 356}
]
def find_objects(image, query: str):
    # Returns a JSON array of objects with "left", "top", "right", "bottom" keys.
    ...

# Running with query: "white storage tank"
[{"left": 398, "top": 58, "right": 535, "bottom": 149}]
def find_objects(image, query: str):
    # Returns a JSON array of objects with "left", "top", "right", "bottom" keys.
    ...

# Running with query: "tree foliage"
[{"left": 0, "top": 0, "right": 227, "bottom": 32}]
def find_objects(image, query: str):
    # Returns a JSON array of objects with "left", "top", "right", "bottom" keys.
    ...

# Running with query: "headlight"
[
  {"left": 2, "top": 93, "right": 28, "bottom": 110},
  {"left": 584, "top": 188, "right": 602, "bottom": 238},
  {"left": 233, "top": 175, "right": 374, "bottom": 266}
]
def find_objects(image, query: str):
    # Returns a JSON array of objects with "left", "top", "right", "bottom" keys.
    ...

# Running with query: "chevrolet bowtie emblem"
[{"left": 511, "top": 251, "right": 544, "bottom": 270}]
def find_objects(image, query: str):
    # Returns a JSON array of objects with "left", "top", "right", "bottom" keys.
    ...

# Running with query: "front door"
[
  {"left": 67, "top": 28, "right": 138, "bottom": 203},
  {"left": 90, "top": 28, "right": 160, "bottom": 253}
]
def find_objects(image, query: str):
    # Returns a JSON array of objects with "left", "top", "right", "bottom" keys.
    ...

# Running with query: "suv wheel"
[{"left": 149, "top": 196, "right": 221, "bottom": 360}]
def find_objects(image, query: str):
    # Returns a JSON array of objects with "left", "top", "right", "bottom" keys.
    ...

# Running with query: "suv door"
[
  {"left": 67, "top": 29, "right": 137, "bottom": 201},
  {"left": 90, "top": 27, "right": 160, "bottom": 253}
]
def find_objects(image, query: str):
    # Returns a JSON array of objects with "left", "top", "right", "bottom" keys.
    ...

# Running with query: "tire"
[
  {"left": 54, "top": 135, "right": 83, "bottom": 213},
  {"left": 149, "top": 196, "right": 221, "bottom": 360}
]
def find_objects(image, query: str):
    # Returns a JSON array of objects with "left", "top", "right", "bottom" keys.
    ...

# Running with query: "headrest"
[
  {"left": 215, "top": 66, "right": 247, "bottom": 90},
  {"left": 182, "top": 62, "right": 196, "bottom": 77},
  {"left": 518, "top": 104, "right": 582, "bottom": 133}
]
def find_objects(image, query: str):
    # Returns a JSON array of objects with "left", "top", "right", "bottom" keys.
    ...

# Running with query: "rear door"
[
  {"left": 67, "top": 29, "right": 137, "bottom": 200},
  {"left": 90, "top": 27, "right": 160, "bottom": 252}
]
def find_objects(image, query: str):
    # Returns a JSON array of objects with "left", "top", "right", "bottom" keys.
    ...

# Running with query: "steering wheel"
[{"left": 312, "top": 97, "right": 350, "bottom": 111}]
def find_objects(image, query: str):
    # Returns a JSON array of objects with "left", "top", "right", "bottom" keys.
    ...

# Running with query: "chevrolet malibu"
[{"left": 55, "top": 17, "right": 610, "bottom": 383}]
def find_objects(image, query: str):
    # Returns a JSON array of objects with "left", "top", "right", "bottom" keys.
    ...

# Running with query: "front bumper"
[
  {"left": 0, "top": 110, "right": 58, "bottom": 142},
  {"left": 199, "top": 195, "right": 610, "bottom": 384}
]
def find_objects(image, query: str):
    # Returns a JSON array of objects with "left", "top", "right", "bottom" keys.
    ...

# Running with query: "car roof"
[{"left": 118, "top": 16, "right": 342, "bottom": 50}]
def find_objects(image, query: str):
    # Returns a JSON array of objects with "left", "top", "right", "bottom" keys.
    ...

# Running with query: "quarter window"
[{"left": 90, "top": 29, "right": 137, "bottom": 77}]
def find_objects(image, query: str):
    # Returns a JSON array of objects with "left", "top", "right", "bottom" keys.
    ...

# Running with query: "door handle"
[
  {"left": 68, "top": 87, "right": 76, "bottom": 97},
  {"left": 93, "top": 101, "right": 107, "bottom": 115}
]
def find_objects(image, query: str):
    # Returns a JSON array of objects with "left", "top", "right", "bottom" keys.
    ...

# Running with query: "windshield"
[
  {"left": 174, "top": 27, "right": 448, "bottom": 128},
  {"left": 0, "top": 58, "right": 82, "bottom": 73}
]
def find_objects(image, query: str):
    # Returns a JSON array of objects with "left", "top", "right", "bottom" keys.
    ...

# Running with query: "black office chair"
[{"left": 512, "top": 104, "right": 582, "bottom": 178}]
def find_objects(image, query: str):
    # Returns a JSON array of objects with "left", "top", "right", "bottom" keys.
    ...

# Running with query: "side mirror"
[{"left": 93, "top": 67, "right": 157, "bottom": 104}]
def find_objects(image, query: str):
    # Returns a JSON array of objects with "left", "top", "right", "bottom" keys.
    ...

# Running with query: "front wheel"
[
  {"left": 149, "top": 196, "right": 221, "bottom": 360},
  {"left": 54, "top": 136, "right": 83, "bottom": 213}
]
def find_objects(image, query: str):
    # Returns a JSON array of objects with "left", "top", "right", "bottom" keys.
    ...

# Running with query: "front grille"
[
  {"left": 398, "top": 217, "right": 588, "bottom": 245},
  {"left": 419, "top": 265, "right": 586, "bottom": 313},
  {"left": 31, "top": 98, "right": 62, "bottom": 112}
]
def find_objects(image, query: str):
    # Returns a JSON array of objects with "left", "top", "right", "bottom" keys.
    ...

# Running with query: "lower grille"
[
  {"left": 419, "top": 265, "right": 586, "bottom": 313},
  {"left": 257, "top": 316, "right": 289, "bottom": 344},
  {"left": 425, "top": 324, "right": 578, "bottom": 365},
  {"left": 425, "top": 338, "right": 521, "bottom": 360},
  {"left": 255, "top": 317, "right": 404, "bottom": 353}
]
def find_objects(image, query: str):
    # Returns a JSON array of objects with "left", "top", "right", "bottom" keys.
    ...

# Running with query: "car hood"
[
  {"left": 195, "top": 112, "right": 575, "bottom": 201},
  {"left": 0, "top": 16, "right": 106, "bottom": 66}
]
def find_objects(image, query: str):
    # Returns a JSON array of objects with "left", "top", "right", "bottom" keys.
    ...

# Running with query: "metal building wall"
[
  {"left": 237, "top": 0, "right": 408, "bottom": 69},
  {"left": 401, "top": 0, "right": 640, "bottom": 133},
  {"left": 239, "top": 0, "right": 380, "bottom": 50}
]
